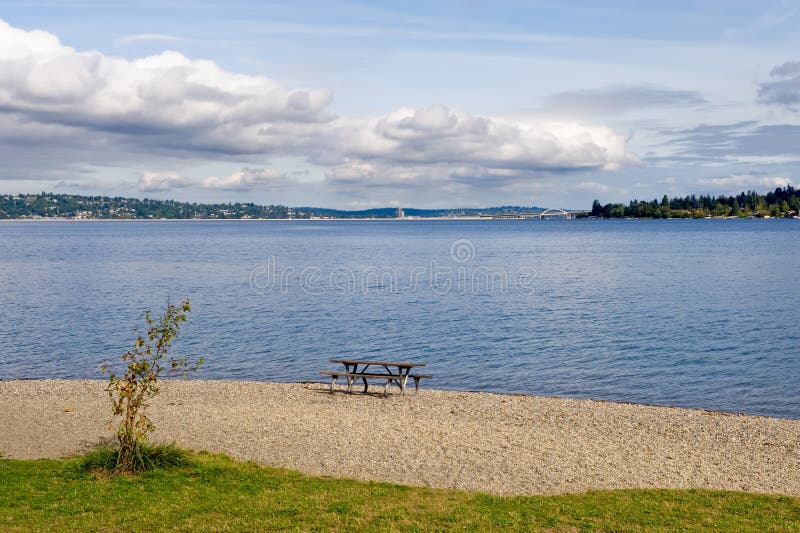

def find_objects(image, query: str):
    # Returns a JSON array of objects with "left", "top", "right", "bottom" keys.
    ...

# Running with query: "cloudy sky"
[{"left": 1, "top": 0, "right": 799, "bottom": 209}]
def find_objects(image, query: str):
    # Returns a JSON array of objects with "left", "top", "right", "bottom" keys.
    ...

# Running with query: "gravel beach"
[{"left": 1, "top": 379, "right": 798, "bottom": 496}]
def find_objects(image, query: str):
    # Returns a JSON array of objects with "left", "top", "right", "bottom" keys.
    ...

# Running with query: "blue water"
[{"left": 1, "top": 219, "right": 798, "bottom": 419}]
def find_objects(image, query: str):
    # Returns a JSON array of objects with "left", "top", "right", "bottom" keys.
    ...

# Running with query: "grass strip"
[{"left": 1, "top": 451, "right": 798, "bottom": 532}]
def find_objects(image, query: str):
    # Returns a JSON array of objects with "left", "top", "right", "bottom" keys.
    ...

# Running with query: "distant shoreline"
[
  {"left": 1, "top": 216, "right": 796, "bottom": 222},
  {"left": 0, "top": 216, "right": 489, "bottom": 222}
]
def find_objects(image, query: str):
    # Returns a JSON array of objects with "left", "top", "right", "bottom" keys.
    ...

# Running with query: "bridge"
[{"left": 480, "top": 209, "right": 587, "bottom": 220}]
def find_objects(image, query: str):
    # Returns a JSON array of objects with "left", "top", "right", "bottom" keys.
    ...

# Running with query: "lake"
[{"left": 0, "top": 219, "right": 798, "bottom": 419}]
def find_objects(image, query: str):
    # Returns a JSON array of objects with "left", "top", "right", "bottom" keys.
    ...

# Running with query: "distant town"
[
  {"left": 0, "top": 193, "right": 547, "bottom": 220},
  {"left": 2, "top": 187, "right": 799, "bottom": 220}
]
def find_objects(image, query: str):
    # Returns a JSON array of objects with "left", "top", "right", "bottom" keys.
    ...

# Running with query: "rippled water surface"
[{"left": 1, "top": 219, "right": 798, "bottom": 418}]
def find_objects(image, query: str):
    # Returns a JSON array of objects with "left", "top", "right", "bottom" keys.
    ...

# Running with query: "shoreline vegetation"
[
  {"left": 590, "top": 186, "right": 800, "bottom": 219},
  {"left": 3, "top": 187, "right": 800, "bottom": 220}
]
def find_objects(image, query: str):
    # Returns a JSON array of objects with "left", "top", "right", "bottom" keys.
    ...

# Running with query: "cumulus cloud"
[
  {"left": 138, "top": 171, "right": 191, "bottom": 192},
  {"left": 633, "top": 177, "right": 678, "bottom": 189},
  {"left": 340, "top": 105, "right": 634, "bottom": 171},
  {"left": 0, "top": 19, "right": 637, "bottom": 198},
  {"left": 134, "top": 168, "right": 297, "bottom": 192},
  {"left": 758, "top": 60, "right": 800, "bottom": 109},
  {"left": 698, "top": 174, "right": 792, "bottom": 190},
  {"left": 574, "top": 181, "right": 609, "bottom": 193},
  {"left": 325, "top": 160, "right": 483, "bottom": 192},
  {"left": 323, "top": 105, "right": 637, "bottom": 192},
  {"left": 0, "top": 19, "right": 333, "bottom": 155},
  {"left": 202, "top": 168, "right": 289, "bottom": 191}
]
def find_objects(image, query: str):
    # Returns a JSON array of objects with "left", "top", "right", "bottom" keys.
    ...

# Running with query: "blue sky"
[{"left": 1, "top": 1, "right": 799, "bottom": 208}]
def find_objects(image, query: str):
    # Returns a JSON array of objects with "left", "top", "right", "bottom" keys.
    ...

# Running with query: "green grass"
[{"left": 1, "top": 452, "right": 799, "bottom": 532}]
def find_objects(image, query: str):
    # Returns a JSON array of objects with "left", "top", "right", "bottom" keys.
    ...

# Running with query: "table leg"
[
  {"left": 362, "top": 377, "right": 369, "bottom": 393},
  {"left": 381, "top": 365, "right": 399, "bottom": 394},
  {"left": 344, "top": 364, "right": 355, "bottom": 393},
  {"left": 399, "top": 368, "right": 410, "bottom": 396}
]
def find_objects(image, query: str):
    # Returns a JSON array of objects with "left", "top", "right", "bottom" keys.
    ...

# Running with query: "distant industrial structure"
[{"left": 396, "top": 206, "right": 404, "bottom": 218}]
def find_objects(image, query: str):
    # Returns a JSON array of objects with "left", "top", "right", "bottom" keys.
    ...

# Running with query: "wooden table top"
[{"left": 330, "top": 359, "right": 426, "bottom": 368}]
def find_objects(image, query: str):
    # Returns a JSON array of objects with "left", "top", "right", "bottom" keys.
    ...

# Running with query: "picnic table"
[{"left": 320, "top": 359, "right": 431, "bottom": 395}]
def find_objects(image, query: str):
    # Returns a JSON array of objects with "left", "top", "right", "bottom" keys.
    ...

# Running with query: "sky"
[{"left": 1, "top": 0, "right": 799, "bottom": 209}]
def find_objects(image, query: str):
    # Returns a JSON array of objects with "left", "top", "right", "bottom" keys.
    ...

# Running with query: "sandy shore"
[{"left": 1, "top": 380, "right": 798, "bottom": 496}]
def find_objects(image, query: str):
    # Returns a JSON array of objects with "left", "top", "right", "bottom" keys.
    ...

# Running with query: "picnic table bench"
[{"left": 321, "top": 359, "right": 431, "bottom": 395}]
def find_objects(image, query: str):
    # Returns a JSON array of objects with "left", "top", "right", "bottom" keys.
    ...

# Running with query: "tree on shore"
[
  {"left": 99, "top": 299, "right": 202, "bottom": 474},
  {"left": 589, "top": 185, "right": 799, "bottom": 218}
]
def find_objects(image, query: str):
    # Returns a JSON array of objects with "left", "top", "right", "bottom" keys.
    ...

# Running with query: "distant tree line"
[{"left": 589, "top": 186, "right": 800, "bottom": 219}]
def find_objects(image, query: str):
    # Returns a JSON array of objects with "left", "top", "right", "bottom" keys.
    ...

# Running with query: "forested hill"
[
  {"left": 0, "top": 193, "right": 543, "bottom": 220},
  {"left": 591, "top": 186, "right": 800, "bottom": 218}
]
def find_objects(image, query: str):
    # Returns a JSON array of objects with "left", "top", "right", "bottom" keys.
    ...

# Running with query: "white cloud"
[
  {"left": 323, "top": 105, "right": 637, "bottom": 193},
  {"left": 334, "top": 105, "right": 636, "bottom": 172},
  {"left": 0, "top": 19, "right": 638, "bottom": 200},
  {"left": 0, "top": 19, "right": 333, "bottom": 155},
  {"left": 574, "top": 181, "right": 609, "bottom": 193},
  {"left": 202, "top": 168, "right": 288, "bottom": 191},
  {"left": 633, "top": 177, "right": 678, "bottom": 190},
  {"left": 698, "top": 174, "right": 792, "bottom": 190},
  {"left": 138, "top": 171, "right": 191, "bottom": 192}
]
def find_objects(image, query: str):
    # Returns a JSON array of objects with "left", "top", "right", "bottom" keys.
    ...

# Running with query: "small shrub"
[
  {"left": 100, "top": 299, "right": 202, "bottom": 474},
  {"left": 80, "top": 443, "right": 193, "bottom": 475}
]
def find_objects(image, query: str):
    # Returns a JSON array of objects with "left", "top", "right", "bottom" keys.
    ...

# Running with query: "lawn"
[{"left": 1, "top": 452, "right": 798, "bottom": 532}]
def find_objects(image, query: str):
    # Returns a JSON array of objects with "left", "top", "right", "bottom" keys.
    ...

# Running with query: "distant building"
[{"left": 396, "top": 206, "right": 404, "bottom": 218}]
